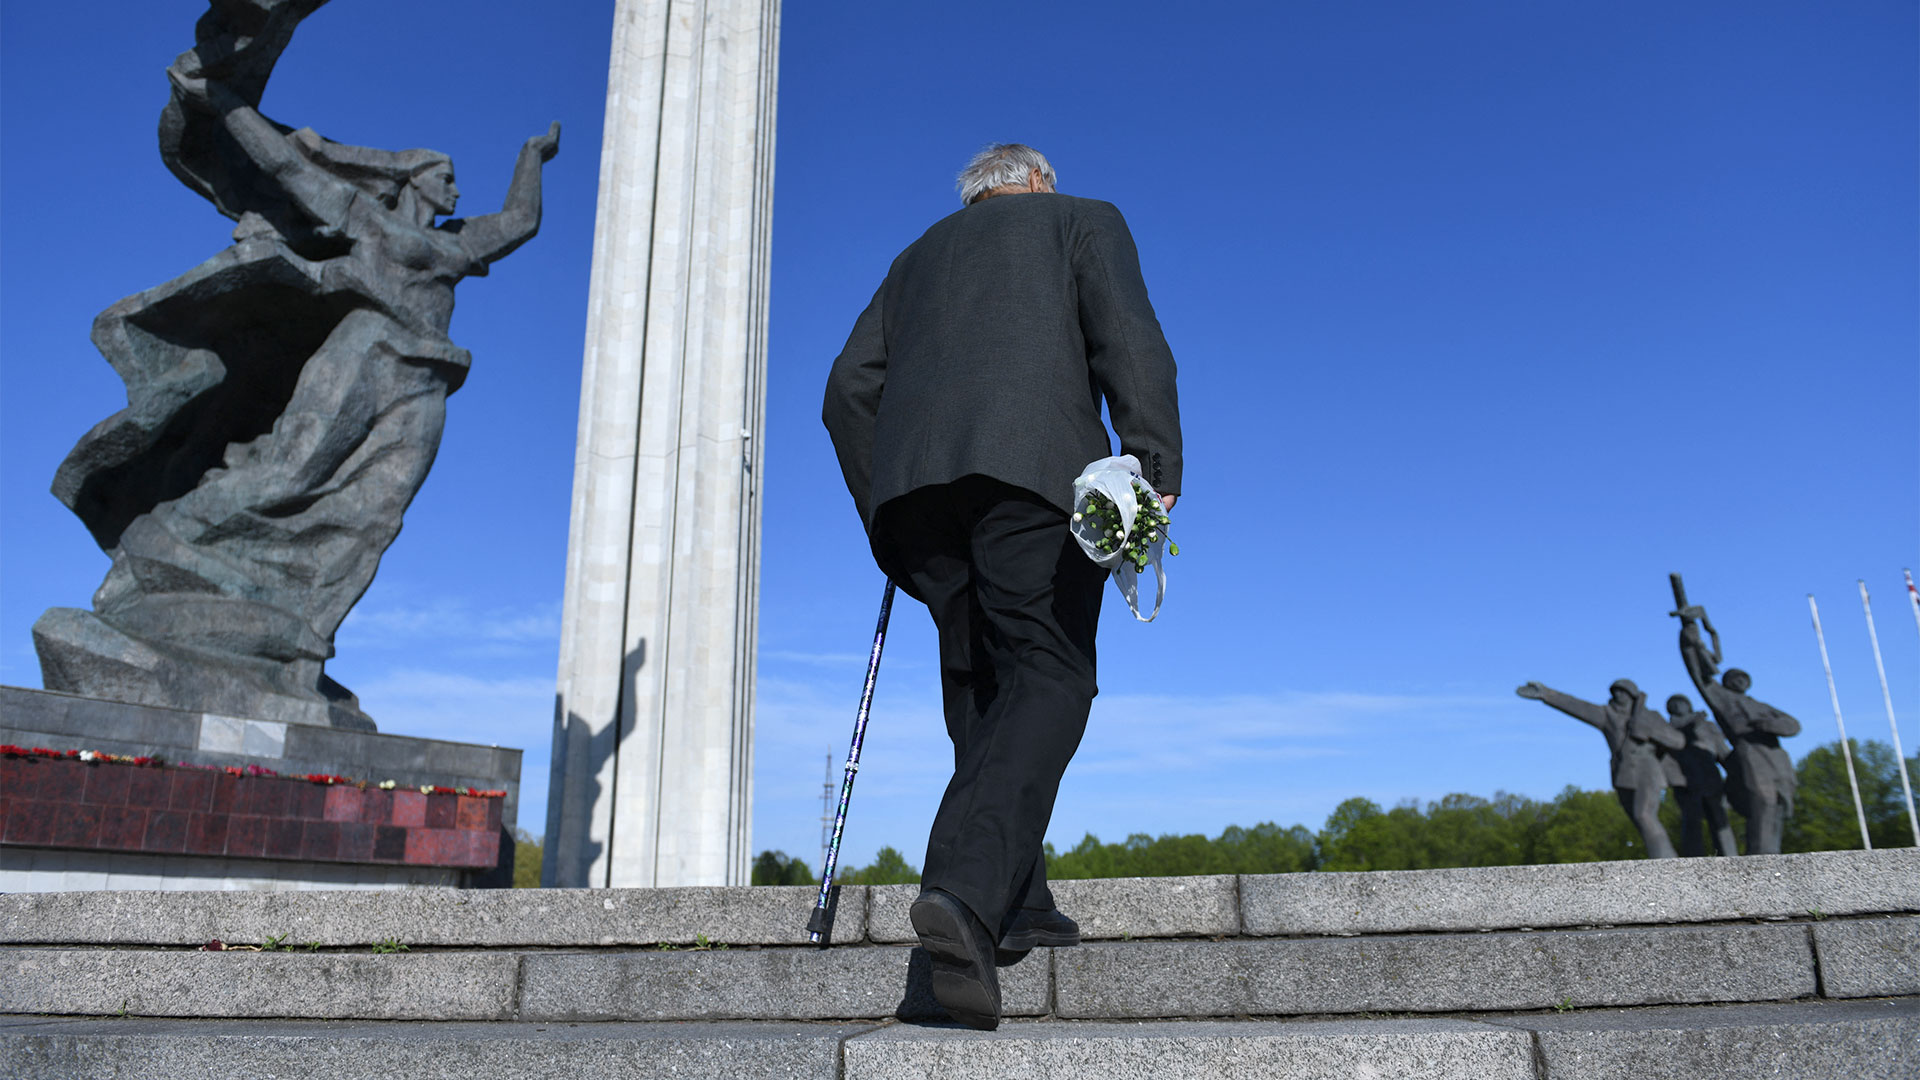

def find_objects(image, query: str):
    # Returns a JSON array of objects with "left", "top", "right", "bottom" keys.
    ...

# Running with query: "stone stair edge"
[
  {"left": 4, "top": 918, "right": 1914, "bottom": 1024},
  {"left": 0, "top": 907, "right": 1905, "bottom": 951},
  {"left": 5, "top": 992, "right": 1913, "bottom": 1033},
  {"left": 1, "top": 847, "right": 1914, "bottom": 947},
  {"left": 3, "top": 999, "right": 1916, "bottom": 1080}
]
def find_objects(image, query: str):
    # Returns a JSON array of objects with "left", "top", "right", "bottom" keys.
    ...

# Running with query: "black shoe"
[
  {"left": 909, "top": 889, "right": 1001, "bottom": 1031},
  {"left": 998, "top": 907, "right": 1081, "bottom": 951}
]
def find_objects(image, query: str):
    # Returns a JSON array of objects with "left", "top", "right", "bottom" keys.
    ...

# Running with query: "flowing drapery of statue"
[{"left": 32, "top": 0, "right": 559, "bottom": 730}]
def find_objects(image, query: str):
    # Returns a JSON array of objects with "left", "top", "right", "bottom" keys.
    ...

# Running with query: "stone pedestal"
[
  {"left": 544, "top": 0, "right": 779, "bottom": 888},
  {"left": 0, "top": 685, "right": 520, "bottom": 891}
]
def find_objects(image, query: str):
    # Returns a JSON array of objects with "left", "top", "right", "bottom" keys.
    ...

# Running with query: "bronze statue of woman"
[{"left": 34, "top": 0, "right": 558, "bottom": 729}]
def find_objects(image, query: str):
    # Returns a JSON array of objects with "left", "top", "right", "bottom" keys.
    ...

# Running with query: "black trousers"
[{"left": 873, "top": 475, "right": 1105, "bottom": 936}]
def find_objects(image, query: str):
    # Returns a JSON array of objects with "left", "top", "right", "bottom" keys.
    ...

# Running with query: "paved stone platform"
[{"left": 3, "top": 998, "right": 1915, "bottom": 1079}]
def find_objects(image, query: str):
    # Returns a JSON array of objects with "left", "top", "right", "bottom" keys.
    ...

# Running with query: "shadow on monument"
[{"left": 540, "top": 639, "right": 644, "bottom": 887}]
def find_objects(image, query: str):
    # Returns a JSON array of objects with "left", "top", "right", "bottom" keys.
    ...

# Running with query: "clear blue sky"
[{"left": 3, "top": 2, "right": 1915, "bottom": 871}]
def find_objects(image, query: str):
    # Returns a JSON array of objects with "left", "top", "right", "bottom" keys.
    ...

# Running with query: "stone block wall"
[
  {"left": 2, "top": 755, "right": 501, "bottom": 871},
  {"left": 0, "top": 686, "right": 523, "bottom": 832}
]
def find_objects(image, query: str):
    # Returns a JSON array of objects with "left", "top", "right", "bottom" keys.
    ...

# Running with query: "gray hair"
[{"left": 956, "top": 143, "right": 1057, "bottom": 206}]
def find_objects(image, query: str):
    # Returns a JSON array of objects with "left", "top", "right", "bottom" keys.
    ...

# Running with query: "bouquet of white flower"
[
  {"left": 1076, "top": 482, "right": 1178, "bottom": 572},
  {"left": 1070, "top": 455, "right": 1179, "bottom": 622}
]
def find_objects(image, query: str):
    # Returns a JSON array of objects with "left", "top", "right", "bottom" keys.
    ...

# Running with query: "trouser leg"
[
  {"left": 1738, "top": 768, "right": 1784, "bottom": 854},
  {"left": 909, "top": 481, "right": 1102, "bottom": 935},
  {"left": 1709, "top": 807, "right": 1739, "bottom": 856},
  {"left": 931, "top": 591, "right": 1055, "bottom": 922},
  {"left": 1678, "top": 797, "right": 1705, "bottom": 857},
  {"left": 1006, "top": 850, "right": 1054, "bottom": 918},
  {"left": 939, "top": 597, "right": 1054, "bottom": 921},
  {"left": 1749, "top": 799, "right": 1783, "bottom": 854},
  {"left": 1619, "top": 786, "right": 1677, "bottom": 859}
]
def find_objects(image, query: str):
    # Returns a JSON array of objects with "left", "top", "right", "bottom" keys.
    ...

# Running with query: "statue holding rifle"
[{"left": 1670, "top": 574, "right": 1800, "bottom": 854}]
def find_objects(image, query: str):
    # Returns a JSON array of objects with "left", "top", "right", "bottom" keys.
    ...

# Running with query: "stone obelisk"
[{"left": 544, "top": 0, "right": 778, "bottom": 888}]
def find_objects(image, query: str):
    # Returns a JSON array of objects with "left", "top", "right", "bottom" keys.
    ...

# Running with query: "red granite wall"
[{"left": 0, "top": 756, "right": 501, "bottom": 869}]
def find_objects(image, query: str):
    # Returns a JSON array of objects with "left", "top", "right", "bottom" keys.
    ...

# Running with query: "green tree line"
[
  {"left": 509, "top": 829, "right": 922, "bottom": 888},
  {"left": 748, "top": 739, "right": 1916, "bottom": 883},
  {"left": 751, "top": 846, "right": 921, "bottom": 886}
]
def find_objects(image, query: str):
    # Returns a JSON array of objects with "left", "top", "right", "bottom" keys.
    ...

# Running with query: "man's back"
[
  {"left": 824, "top": 191, "right": 1180, "bottom": 527},
  {"left": 818, "top": 145, "right": 1183, "bottom": 1031}
]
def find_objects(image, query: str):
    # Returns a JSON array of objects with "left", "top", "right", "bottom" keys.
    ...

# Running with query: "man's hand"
[
  {"left": 1516, "top": 681, "right": 1547, "bottom": 700},
  {"left": 1161, "top": 494, "right": 1177, "bottom": 511}
]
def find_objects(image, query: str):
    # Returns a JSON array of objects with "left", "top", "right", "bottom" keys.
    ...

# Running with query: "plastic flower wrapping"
[{"left": 1070, "top": 454, "right": 1180, "bottom": 622}]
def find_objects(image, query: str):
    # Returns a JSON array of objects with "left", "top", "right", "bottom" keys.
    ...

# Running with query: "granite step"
[
  {"left": 3, "top": 915, "right": 1914, "bottom": 1023},
  {"left": 4, "top": 998, "right": 1915, "bottom": 1080},
  {"left": 2, "top": 848, "right": 1914, "bottom": 948},
  {"left": 3, "top": 850, "right": 1914, "bottom": 1027}
]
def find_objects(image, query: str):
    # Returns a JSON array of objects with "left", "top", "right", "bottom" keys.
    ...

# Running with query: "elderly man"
[{"left": 823, "top": 144, "right": 1182, "bottom": 1029}]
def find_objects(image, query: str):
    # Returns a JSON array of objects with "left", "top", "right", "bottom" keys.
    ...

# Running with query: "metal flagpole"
[
  {"left": 807, "top": 579, "right": 898, "bottom": 943},
  {"left": 1906, "top": 569, "right": 1920, "bottom": 645},
  {"left": 1860, "top": 581, "right": 1919, "bottom": 845},
  {"left": 1809, "top": 594, "right": 1872, "bottom": 850}
]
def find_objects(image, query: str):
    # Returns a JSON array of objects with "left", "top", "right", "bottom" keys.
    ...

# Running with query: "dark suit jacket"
[{"left": 822, "top": 192, "right": 1182, "bottom": 530}]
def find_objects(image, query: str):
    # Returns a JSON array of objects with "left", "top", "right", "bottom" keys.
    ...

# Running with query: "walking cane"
[{"left": 807, "top": 579, "right": 898, "bottom": 943}]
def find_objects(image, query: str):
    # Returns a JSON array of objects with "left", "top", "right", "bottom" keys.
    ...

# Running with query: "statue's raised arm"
[
  {"left": 1515, "top": 681, "right": 1607, "bottom": 730},
  {"left": 158, "top": 0, "right": 333, "bottom": 236},
  {"left": 1518, "top": 678, "right": 1679, "bottom": 858},
  {"left": 1675, "top": 606, "right": 1720, "bottom": 699},
  {"left": 167, "top": 67, "right": 358, "bottom": 237},
  {"left": 443, "top": 123, "right": 561, "bottom": 266},
  {"left": 1670, "top": 575, "right": 1723, "bottom": 696}
]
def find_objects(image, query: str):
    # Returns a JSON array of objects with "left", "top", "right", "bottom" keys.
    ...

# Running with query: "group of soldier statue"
[{"left": 1517, "top": 575, "right": 1801, "bottom": 857}]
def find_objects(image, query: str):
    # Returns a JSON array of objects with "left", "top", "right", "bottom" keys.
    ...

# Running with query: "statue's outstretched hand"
[
  {"left": 1515, "top": 681, "right": 1547, "bottom": 700},
  {"left": 527, "top": 122, "right": 561, "bottom": 163}
]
